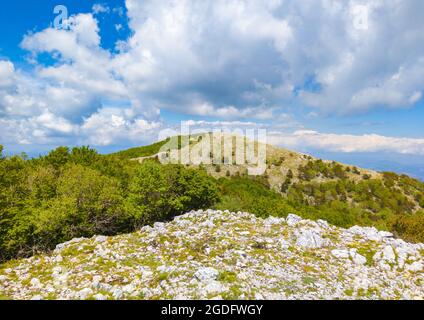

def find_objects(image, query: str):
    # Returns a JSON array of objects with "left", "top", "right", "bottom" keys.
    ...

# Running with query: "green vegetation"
[
  {"left": 215, "top": 161, "right": 424, "bottom": 242},
  {"left": 286, "top": 170, "right": 424, "bottom": 236},
  {"left": 110, "top": 139, "right": 170, "bottom": 159},
  {"left": 110, "top": 135, "right": 192, "bottom": 160},
  {"left": 216, "top": 177, "right": 295, "bottom": 218},
  {"left": 1, "top": 140, "right": 424, "bottom": 262},
  {"left": 0, "top": 145, "right": 219, "bottom": 262},
  {"left": 298, "top": 159, "right": 347, "bottom": 180}
]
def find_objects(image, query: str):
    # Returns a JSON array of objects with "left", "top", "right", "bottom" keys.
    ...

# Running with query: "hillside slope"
[
  {"left": 127, "top": 133, "right": 424, "bottom": 242},
  {"left": 1, "top": 210, "right": 423, "bottom": 300},
  {"left": 1, "top": 135, "right": 423, "bottom": 265},
  {"left": 129, "top": 133, "right": 381, "bottom": 183}
]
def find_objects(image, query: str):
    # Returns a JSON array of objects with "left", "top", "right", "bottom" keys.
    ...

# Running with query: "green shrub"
[
  {"left": 126, "top": 162, "right": 219, "bottom": 226},
  {"left": 0, "top": 151, "right": 219, "bottom": 262}
]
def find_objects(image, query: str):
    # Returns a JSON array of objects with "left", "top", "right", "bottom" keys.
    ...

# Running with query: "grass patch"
[{"left": 218, "top": 271, "right": 238, "bottom": 283}]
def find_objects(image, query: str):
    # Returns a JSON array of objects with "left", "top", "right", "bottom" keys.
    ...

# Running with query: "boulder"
[
  {"left": 94, "top": 293, "right": 107, "bottom": 300},
  {"left": 30, "top": 278, "right": 41, "bottom": 288},
  {"left": 76, "top": 288, "right": 93, "bottom": 300},
  {"left": 264, "top": 216, "right": 284, "bottom": 226},
  {"left": 295, "top": 229, "right": 326, "bottom": 249},
  {"left": 94, "top": 235, "right": 108, "bottom": 243},
  {"left": 351, "top": 252, "right": 367, "bottom": 265},
  {"left": 286, "top": 214, "right": 302, "bottom": 227},
  {"left": 382, "top": 245, "right": 396, "bottom": 262},
  {"left": 194, "top": 267, "right": 219, "bottom": 282},
  {"left": 348, "top": 226, "right": 382, "bottom": 242},
  {"left": 406, "top": 261, "right": 423, "bottom": 273},
  {"left": 331, "top": 249, "right": 350, "bottom": 259}
]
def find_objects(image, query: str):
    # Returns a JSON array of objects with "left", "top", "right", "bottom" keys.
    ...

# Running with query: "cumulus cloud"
[
  {"left": 0, "top": 60, "right": 15, "bottom": 89},
  {"left": 1, "top": 0, "right": 424, "bottom": 150},
  {"left": 293, "top": 1, "right": 424, "bottom": 113},
  {"left": 1, "top": 13, "right": 158, "bottom": 147},
  {"left": 80, "top": 108, "right": 161, "bottom": 146},
  {"left": 113, "top": 0, "right": 424, "bottom": 114}
]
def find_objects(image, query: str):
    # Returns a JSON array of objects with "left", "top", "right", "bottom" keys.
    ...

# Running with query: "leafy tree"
[
  {"left": 43, "top": 146, "right": 70, "bottom": 168},
  {"left": 127, "top": 162, "right": 219, "bottom": 226}
]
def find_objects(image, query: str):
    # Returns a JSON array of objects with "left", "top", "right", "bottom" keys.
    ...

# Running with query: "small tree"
[{"left": 287, "top": 169, "right": 294, "bottom": 179}]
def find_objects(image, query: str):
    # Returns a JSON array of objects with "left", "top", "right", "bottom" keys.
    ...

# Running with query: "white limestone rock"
[
  {"left": 1, "top": 210, "right": 424, "bottom": 301},
  {"left": 331, "top": 249, "right": 350, "bottom": 259},
  {"left": 194, "top": 267, "right": 219, "bottom": 282},
  {"left": 286, "top": 214, "right": 302, "bottom": 227},
  {"left": 406, "top": 261, "right": 423, "bottom": 273},
  {"left": 295, "top": 229, "right": 327, "bottom": 249}
]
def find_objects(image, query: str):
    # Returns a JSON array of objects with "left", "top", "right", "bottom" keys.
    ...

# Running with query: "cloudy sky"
[{"left": 0, "top": 1, "right": 423, "bottom": 177}]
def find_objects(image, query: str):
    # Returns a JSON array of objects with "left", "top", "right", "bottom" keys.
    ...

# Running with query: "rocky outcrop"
[{"left": 0, "top": 210, "right": 423, "bottom": 300}]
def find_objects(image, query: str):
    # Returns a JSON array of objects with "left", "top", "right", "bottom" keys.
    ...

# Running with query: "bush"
[
  {"left": 215, "top": 177, "right": 295, "bottom": 218},
  {"left": 391, "top": 211, "right": 424, "bottom": 243},
  {"left": 127, "top": 162, "right": 219, "bottom": 226},
  {"left": 0, "top": 152, "right": 219, "bottom": 262}
]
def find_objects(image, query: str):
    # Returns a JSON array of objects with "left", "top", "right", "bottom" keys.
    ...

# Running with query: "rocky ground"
[{"left": 0, "top": 210, "right": 423, "bottom": 300}]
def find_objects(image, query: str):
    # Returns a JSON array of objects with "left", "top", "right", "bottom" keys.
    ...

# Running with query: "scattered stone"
[
  {"left": 30, "top": 278, "right": 41, "bottom": 288},
  {"left": 204, "top": 281, "right": 226, "bottom": 294},
  {"left": 331, "top": 249, "right": 350, "bottom": 259},
  {"left": 317, "top": 219, "right": 329, "bottom": 229},
  {"left": 76, "top": 288, "right": 93, "bottom": 300},
  {"left": 194, "top": 267, "right": 219, "bottom": 282},
  {"left": 406, "top": 261, "right": 423, "bottom": 273},
  {"left": 286, "top": 214, "right": 302, "bottom": 227},
  {"left": 350, "top": 251, "right": 367, "bottom": 265},
  {"left": 94, "top": 235, "right": 108, "bottom": 243},
  {"left": 375, "top": 245, "right": 397, "bottom": 263},
  {"left": 112, "top": 289, "right": 124, "bottom": 299},
  {"left": 379, "top": 231, "right": 393, "bottom": 239},
  {"left": 94, "top": 293, "right": 107, "bottom": 300},
  {"left": 348, "top": 226, "right": 382, "bottom": 242},
  {"left": 1, "top": 210, "right": 423, "bottom": 300},
  {"left": 295, "top": 229, "right": 326, "bottom": 249},
  {"left": 278, "top": 239, "right": 290, "bottom": 250},
  {"left": 264, "top": 216, "right": 283, "bottom": 226}
]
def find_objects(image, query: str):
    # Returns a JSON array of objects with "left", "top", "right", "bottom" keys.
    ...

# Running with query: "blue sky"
[{"left": 0, "top": 1, "right": 424, "bottom": 178}]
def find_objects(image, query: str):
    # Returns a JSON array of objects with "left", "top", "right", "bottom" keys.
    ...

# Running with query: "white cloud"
[
  {"left": 35, "top": 111, "right": 76, "bottom": 134},
  {"left": 183, "top": 101, "right": 277, "bottom": 120},
  {"left": 292, "top": 0, "right": 424, "bottom": 113},
  {"left": 1, "top": 1, "right": 424, "bottom": 150},
  {"left": 182, "top": 120, "right": 268, "bottom": 130},
  {"left": 269, "top": 130, "right": 424, "bottom": 156},
  {"left": 80, "top": 108, "right": 161, "bottom": 146},
  {"left": 0, "top": 60, "right": 15, "bottom": 88},
  {"left": 117, "top": 0, "right": 424, "bottom": 115},
  {"left": 0, "top": 111, "right": 76, "bottom": 146},
  {"left": 92, "top": 4, "right": 110, "bottom": 15}
]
